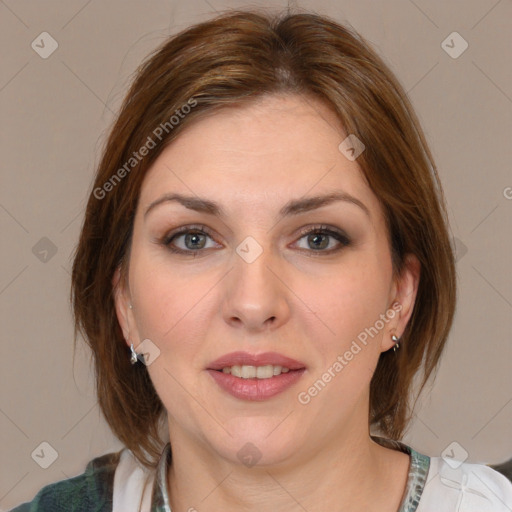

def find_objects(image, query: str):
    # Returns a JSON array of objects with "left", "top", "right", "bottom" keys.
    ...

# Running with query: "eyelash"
[{"left": 160, "top": 224, "right": 351, "bottom": 257}]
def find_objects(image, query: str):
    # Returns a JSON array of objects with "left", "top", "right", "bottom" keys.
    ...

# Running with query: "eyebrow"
[{"left": 144, "top": 191, "right": 371, "bottom": 220}]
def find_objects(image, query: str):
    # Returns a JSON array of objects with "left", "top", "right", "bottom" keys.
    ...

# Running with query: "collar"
[{"left": 151, "top": 443, "right": 172, "bottom": 512}]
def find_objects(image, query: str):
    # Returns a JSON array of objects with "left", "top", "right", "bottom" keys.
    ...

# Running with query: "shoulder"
[
  {"left": 418, "top": 456, "right": 512, "bottom": 511},
  {"left": 9, "top": 450, "right": 123, "bottom": 512}
]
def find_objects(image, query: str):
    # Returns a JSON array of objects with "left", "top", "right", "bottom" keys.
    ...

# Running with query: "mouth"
[{"left": 206, "top": 351, "right": 306, "bottom": 401}]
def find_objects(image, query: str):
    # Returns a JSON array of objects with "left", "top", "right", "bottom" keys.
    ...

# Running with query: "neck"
[{"left": 166, "top": 415, "right": 409, "bottom": 512}]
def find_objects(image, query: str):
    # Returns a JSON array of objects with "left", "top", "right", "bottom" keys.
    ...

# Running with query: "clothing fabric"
[{"left": 10, "top": 436, "right": 512, "bottom": 511}]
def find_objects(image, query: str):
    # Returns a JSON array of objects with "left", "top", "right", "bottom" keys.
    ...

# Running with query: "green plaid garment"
[{"left": 10, "top": 450, "right": 122, "bottom": 511}]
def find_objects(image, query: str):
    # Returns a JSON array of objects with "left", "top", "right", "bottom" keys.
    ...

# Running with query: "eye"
[
  {"left": 160, "top": 224, "right": 351, "bottom": 256},
  {"left": 162, "top": 225, "right": 219, "bottom": 255},
  {"left": 294, "top": 225, "right": 351, "bottom": 254}
]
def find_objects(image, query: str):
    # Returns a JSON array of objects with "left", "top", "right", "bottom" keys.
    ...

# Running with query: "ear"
[
  {"left": 112, "top": 266, "right": 137, "bottom": 349},
  {"left": 381, "top": 253, "right": 421, "bottom": 352}
]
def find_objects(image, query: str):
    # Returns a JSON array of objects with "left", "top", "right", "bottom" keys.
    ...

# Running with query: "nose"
[{"left": 221, "top": 243, "right": 291, "bottom": 334}]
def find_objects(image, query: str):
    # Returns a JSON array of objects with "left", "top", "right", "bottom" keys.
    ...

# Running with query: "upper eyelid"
[{"left": 164, "top": 223, "right": 346, "bottom": 237}]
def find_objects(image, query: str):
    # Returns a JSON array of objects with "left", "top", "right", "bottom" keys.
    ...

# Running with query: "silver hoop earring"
[
  {"left": 130, "top": 343, "right": 138, "bottom": 364},
  {"left": 391, "top": 334, "right": 400, "bottom": 353}
]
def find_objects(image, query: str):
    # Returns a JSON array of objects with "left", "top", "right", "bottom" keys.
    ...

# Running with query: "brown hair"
[{"left": 71, "top": 8, "right": 456, "bottom": 469}]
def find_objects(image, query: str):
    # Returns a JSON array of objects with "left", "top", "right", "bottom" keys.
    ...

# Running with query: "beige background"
[{"left": 1, "top": 0, "right": 511, "bottom": 509}]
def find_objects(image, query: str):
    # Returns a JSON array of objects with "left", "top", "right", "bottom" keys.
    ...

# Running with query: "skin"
[{"left": 113, "top": 93, "right": 420, "bottom": 511}]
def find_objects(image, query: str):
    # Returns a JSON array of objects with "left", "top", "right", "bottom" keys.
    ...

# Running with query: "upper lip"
[{"left": 207, "top": 351, "right": 306, "bottom": 371}]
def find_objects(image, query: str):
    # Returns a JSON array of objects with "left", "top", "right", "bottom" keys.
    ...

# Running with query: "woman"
[{"left": 11, "top": 8, "right": 512, "bottom": 512}]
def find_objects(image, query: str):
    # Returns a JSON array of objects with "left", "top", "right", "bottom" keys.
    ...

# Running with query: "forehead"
[{"left": 138, "top": 94, "right": 382, "bottom": 223}]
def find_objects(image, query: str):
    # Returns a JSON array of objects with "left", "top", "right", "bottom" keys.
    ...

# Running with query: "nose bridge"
[
  {"left": 222, "top": 232, "right": 289, "bottom": 330},
  {"left": 233, "top": 234, "right": 277, "bottom": 303}
]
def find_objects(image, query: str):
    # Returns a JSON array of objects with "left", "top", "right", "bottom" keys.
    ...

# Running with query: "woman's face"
[{"left": 114, "top": 94, "right": 419, "bottom": 467}]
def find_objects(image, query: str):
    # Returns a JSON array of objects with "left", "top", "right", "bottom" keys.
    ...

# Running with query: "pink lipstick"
[{"left": 206, "top": 351, "right": 306, "bottom": 401}]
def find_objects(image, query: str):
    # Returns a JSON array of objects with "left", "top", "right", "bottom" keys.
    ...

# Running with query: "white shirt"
[
  {"left": 417, "top": 455, "right": 512, "bottom": 511},
  {"left": 112, "top": 438, "right": 512, "bottom": 512}
]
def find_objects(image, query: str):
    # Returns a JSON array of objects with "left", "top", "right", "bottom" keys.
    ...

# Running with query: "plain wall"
[{"left": 1, "top": 0, "right": 511, "bottom": 509}]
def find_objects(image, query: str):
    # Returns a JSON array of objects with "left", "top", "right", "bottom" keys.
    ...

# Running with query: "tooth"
[
  {"left": 241, "top": 365, "right": 257, "bottom": 378},
  {"left": 231, "top": 365, "right": 242, "bottom": 377},
  {"left": 256, "top": 365, "right": 274, "bottom": 379},
  {"left": 221, "top": 364, "right": 295, "bottom": 378}
]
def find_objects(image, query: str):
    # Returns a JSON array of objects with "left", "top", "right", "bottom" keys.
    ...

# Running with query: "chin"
[{"left": 207, "top": 417, "right": 304, "bottom": 468}]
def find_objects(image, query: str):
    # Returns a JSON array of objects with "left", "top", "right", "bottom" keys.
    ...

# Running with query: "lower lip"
[{"left": 207, "top": 368, "right": 306, "bottom": 401}]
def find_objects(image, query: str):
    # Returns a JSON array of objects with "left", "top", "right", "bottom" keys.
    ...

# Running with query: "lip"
[
  {"left": 207, "top": 351, "right": 306, "bottom": 371},
  {"left": 207, "top": 368, "right": 307, "bottom": 401},
  {"left": 206, "top": 351, "right": 307, "bottom": 401}
]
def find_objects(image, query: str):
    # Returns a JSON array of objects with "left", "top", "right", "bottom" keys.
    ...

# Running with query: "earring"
[
  {"left": 392, "top": 335, "right": 399, "bottom": 352},
  {"left": 130, "top": 343, "right": 138, "bottom": 364},
  {"left": 391, "top": 334, "right": 400, "bottom": 352}
]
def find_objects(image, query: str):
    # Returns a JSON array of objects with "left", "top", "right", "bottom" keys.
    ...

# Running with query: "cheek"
[
  {"left": 128, "top": 245, "right": 229, "bottom": 375},
  {"left": 128, "top": 251, "right": 216, "bottom": 416},
  {"left": 295, "top": 262, "right": 392, "bottom": 416},
  {"left": 305, "top": 254, "right": 392, "bottom": 353}
]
